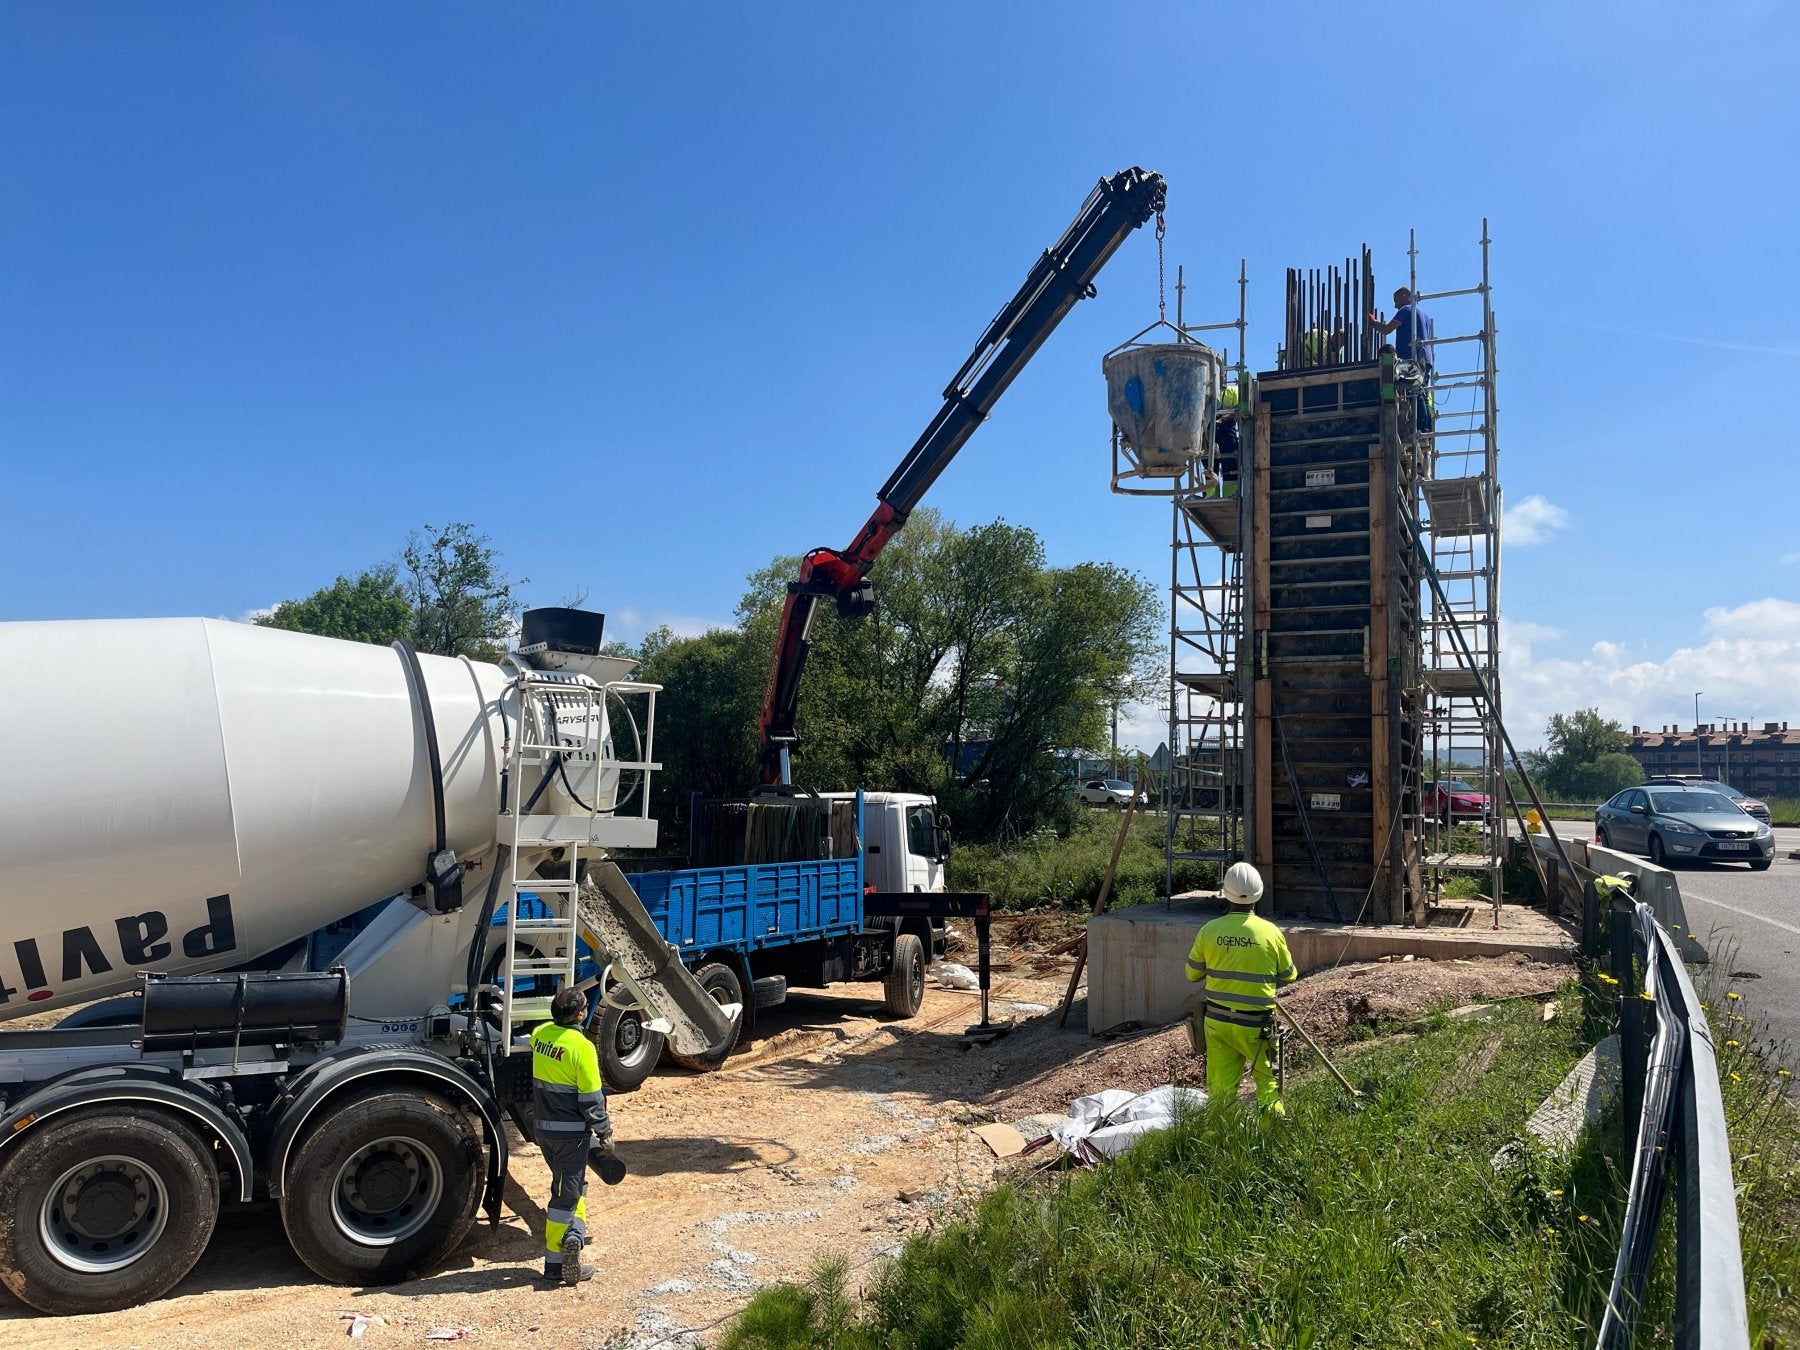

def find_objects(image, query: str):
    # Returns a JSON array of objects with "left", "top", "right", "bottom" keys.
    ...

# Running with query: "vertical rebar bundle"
[{"left": 1283, "top": 247, "right": 1376, "bottom": 368}]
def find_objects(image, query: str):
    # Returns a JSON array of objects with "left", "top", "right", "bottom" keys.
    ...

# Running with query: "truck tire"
[
  {"left": 595, "top": 1001, "right": 665, "bottom": 1093},
  {"left": 883, "top": 933, "right": 926, "bottom": 1019},
  {"left": 279, "top": 1088, "right": 484, "bottom": 1287},
  {"left": 665, "top": 963, "right": 743, "bottom": 1072},
  {"left": 0, "top": 1106, "right": 220, "bottom": 1315}
]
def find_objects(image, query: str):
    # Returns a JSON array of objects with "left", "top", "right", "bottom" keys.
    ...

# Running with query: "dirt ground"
[{"left": 0, "top": 918, "right": 1571, "bottom": 1349}]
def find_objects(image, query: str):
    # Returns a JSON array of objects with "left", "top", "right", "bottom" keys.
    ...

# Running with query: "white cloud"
[
  {"left": 1502, "top": 495, "right": 1570, "bottom": 547},
  {"left": 235, "top": 604, "right": 277, "bottom": 623},
  {"left": 1115, "top": 698, "right": 1171, "bottom": 755},
  {"left": 1779, "top": 550, "right": 1800, "bottom": 566},
  {"left": 1501, "top": 599, "right": 1800, "bottom": 747}
]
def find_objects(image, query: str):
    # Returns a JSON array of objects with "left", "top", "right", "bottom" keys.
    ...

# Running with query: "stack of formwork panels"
[{"left": 1244, "top": 351, "right": 1424, "bottom": 921}]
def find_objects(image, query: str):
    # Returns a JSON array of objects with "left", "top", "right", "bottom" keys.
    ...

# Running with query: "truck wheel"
[
  {"left": 280, "top": 1088, "right": 484, "bottom": 1286},
  {"left": 883, "top": 933, "right": 926, "bottom": 1019},
  {"left": 595, "top": 1001, "right": 665, "bottom": 1092},
  {"left": 666, "top": 963, "right": 743, "bottom": 1072},
  {"left": 0, "top": 1107, "right": 219, "bottom": 1315}
]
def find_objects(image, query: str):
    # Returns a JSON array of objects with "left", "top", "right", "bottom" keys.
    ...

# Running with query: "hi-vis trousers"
[
  {"left": 538, "top": 1131, "right": 589, "bottom": 1258},
  {"left": 1201, "top": 1014, "right": 1284, "bottom": 1114}
]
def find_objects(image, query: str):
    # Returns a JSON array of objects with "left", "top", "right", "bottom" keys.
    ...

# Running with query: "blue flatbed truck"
[
  {"left": 310, "top": 791, "right": 998, "bottom": 1091},
  {"left": 589, "top": 789, "right": 1010, "bottom": 1089}
]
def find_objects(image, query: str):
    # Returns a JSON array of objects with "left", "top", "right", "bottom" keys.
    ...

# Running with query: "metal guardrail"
[{"left": 1596, "top": 897, "right": 1748, "bottom": 1349}]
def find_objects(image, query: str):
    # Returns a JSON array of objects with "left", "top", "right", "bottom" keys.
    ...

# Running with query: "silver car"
[{"left": 1595, "top": 785, "right": 1774, "bottom": 870}]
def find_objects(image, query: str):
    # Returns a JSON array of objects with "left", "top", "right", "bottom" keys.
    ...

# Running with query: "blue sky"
[{"left": 4, "top": 2, "right": 1796, "bottom": 748}]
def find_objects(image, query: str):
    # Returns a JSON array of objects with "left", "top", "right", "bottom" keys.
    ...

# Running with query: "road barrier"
[{"left": 1596, "top": 897, "right": 1748, "bottom": 1349}]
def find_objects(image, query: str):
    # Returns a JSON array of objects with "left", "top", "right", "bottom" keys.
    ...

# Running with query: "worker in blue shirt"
[
  {"left": 1371, "top": 287, "right": 1436, "bottom": 435},
  {"left": 1372, "top": 287, "right": 1435, "bottom": 373}
]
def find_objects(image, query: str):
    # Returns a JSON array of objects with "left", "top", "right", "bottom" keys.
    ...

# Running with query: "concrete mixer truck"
[
  {"left": 0, "top": 606, "right": 977, "bottom": 1317},
  {"left": 0, "top": 607, "right": 774, "bottom": 1315}
]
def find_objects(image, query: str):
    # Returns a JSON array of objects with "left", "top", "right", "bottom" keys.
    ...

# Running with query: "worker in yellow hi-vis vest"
[
  {"left": 530, "top": 987, "right": 613, "bottom": 1285},
  {"left": 1185, "top": 862, "right": 1298, "bottom": 1115}
]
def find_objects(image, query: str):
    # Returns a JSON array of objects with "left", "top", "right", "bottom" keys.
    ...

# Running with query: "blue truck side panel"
[
  {"left": 628, "top": 857, "right": 864, "bottom": 959},
  {"left": 311, "top": 796, "right": 871, "bottom": 980}
]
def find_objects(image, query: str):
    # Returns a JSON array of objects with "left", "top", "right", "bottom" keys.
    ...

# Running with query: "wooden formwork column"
[
  {"left": 1368, "top": 416, "right": 1392, "bottom": 923},
  {"left": 1251, "top": 411, "right": 1273, "bottom": 883}
]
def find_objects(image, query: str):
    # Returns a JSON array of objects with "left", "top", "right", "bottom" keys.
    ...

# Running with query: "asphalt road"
[{"left": 1538, "top": 818, "right": 1800, "bottom": 1071}]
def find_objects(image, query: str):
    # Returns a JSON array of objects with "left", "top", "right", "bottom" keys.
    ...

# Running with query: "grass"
[
  {"left": 724, "top": 994, "right": 1620, "bottom": 1348},
  {"left": 721, "top": 980, "right": 1800, "bottom": 1349},
  {"left": 946, "top": 810, "right": 1214, "bottom": 911}
]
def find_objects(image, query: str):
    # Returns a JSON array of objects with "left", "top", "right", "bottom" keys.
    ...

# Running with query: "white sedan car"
[{"left": 1078, "top": 778, "right": 1145, "bottom": 808}]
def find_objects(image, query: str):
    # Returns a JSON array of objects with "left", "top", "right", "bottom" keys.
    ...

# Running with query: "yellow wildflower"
[
  {"left": 1730, "top": 1073, "right": 1742, "bottom": 1082},
  {"left": 1728, "top": 992, "right": 1742, "bottom": 1001},
  {"left": 1726, "top": 1040, "right": 1740, "bottom": 1048}
]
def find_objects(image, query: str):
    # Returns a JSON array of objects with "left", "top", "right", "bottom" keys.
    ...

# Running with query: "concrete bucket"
[{"left": 1104, "top": 341, "right": 1222, "bottom": 479}]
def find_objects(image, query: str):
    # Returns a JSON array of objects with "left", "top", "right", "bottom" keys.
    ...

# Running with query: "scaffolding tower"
[
  {"left": 1413, "top": 224, "right": 1505, "bottom": 916},
  {"left": 1162, "top": 269, "right": 1249, "bottom": 898}
]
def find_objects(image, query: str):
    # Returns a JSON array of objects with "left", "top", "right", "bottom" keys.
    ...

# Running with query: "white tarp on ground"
[{"left": 1048, "top": 1084, "right": 1208, "bottom": 1163}]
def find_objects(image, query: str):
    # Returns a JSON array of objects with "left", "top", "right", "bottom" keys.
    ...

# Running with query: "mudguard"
[
  {"left": 262, "top": 1045, "right": 509, "bottom": 1219},
  {"left": 0, "top": 1063, "right": 256, "bottom": 1202}
]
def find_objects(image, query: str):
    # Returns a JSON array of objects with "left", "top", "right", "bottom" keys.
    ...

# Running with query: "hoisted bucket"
[{"left": 1104, "top": 341, "right": 1222, "bottom": 480}]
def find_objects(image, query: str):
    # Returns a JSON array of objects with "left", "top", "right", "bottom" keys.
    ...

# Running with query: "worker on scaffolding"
[
  {"left": 1185, "top": 862, "right": 1298, "bottom": 1116},
  {"left": 531, "top": 987, "right": 613, "bottom": 1285},
  {"left": 1206, "top": 382, "right": 1242, "bottom": 497},
  {"left": 1372, "top": 287, "right": 1436, "bottom": 433},
  {"left": 1301, "top": 323, "right": 1348, "bottom": 368}
]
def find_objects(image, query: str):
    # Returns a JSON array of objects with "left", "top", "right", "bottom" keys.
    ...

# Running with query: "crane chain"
[{"left": 1155, "top": 209, "right": 1167, "bottom": 323}]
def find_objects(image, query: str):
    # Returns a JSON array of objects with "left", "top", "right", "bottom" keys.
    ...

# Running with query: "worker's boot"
[{"left": 560, "top": 1234, "right": 593, "bottom": 1286}]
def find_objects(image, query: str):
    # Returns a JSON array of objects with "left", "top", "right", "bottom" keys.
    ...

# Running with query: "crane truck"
[{"left": 0, "top": 165, "right": 1166, "bottom": 1317}]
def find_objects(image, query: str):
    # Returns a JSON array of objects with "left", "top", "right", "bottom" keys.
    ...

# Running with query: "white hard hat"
[{"left": 1222, "top": 861, "right": 1264, "bottom": 906}]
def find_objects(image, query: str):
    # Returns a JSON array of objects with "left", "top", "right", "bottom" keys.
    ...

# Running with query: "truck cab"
[{"left": 824, "top": 791, "right": 950, "bottom": 892}]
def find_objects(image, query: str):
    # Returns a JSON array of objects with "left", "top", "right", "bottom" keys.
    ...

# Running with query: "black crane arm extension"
[
  {"left": 756, "top": 167, "right": 1165, "bottom": 784},
  {"left": 875, "top": 166, "right": 1166, "bottom": 521}
]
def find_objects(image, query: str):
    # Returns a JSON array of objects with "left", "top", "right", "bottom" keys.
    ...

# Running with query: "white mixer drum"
[{"left": 0, "top": 619, "right": 507, "bottom": 1015}]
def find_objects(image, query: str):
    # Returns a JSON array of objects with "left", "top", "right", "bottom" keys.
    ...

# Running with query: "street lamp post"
[{"left": 1694, "top": 692, "right": 1703, "bottom": 776}]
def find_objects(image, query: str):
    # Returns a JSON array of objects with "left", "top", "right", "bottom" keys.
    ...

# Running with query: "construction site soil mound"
[{"left": 0, "top": 923, "right": 1570, "bottom": 1349}]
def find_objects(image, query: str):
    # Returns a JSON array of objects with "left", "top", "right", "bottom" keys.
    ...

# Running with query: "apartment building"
[{"left": 1627, "top": 722, "right": 1800, "bottom": 798}]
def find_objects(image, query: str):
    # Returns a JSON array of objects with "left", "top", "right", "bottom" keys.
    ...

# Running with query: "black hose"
[{"left": 464, "top": 843, "right": 511, "bottom": 1038}]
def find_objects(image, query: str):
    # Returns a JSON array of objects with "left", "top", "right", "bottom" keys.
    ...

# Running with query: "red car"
[{"left": 1426, "top": 777, "right": 1490, "bottom": 821}]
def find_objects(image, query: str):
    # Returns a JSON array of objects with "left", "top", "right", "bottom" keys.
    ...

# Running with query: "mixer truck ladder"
[{"left": 493, "top": 669, "right": 624, "bottom": 1046}]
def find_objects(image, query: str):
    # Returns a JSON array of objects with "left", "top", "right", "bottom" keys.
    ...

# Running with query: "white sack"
[{"left": 1049, "top": 1084, "right": 1207, "bottom": 1162}]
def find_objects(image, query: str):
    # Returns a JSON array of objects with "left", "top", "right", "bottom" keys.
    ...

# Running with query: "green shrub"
[{"left": 946, "top": 811, "right": 1215, "bottom": 911}]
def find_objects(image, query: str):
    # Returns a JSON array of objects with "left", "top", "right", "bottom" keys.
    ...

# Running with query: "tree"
[
  {"left": 633, "top": 626, "right": 764, "bottom": 830},
  {"left": 728, "top": 511, "right": 1162, "bottom": 838},
  {"left": 1566, "top": 752, "right": 1644, "bottom": 802},
  {"left": 1535, "top": 707, "right": 1637, "bottom": 800},
  {"left": 256, "top": 523, "right": 524, "bottom": 662},
  {"left": 256, "top": 566, "right": 413, "bottom": 646},
  {"left": 402, "top": 523, "right": 523, "bottom": 662}
]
